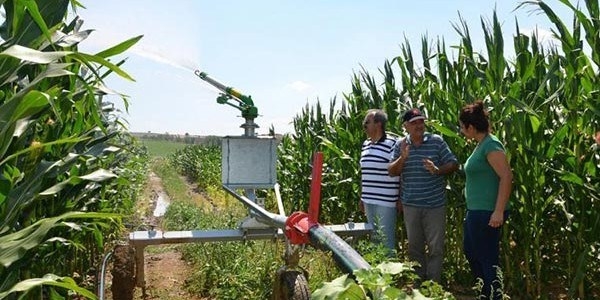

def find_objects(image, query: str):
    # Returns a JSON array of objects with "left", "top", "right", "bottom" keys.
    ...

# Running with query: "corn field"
[
  {"left": 0, "top": 0, "right": 146, "bottom": 299},
  {"left": 278, "top": 1, "right": 599, "bottom": 298},
  {"left": 1, "top": 0, "right": 599, "bottom": 299},
  {"left": 169, "top": 144, "right": 221, "bottom": 190}
]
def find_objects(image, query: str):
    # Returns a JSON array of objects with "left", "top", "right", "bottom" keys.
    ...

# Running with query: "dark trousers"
[{"left": 463, "top": 210, "right": 509, "bottom": 300}]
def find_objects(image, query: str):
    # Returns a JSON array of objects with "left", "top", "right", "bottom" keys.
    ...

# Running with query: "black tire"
[{"left": 279, "top": 270, "right": 310, "bottom": 300}]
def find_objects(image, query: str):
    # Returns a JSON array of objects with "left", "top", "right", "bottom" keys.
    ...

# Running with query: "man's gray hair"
[{"left": 366, "top": 109, "right": 387, "bottom": 131}]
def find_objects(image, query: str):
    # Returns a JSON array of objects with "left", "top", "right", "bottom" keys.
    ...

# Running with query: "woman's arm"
[{"left": 487, "top": 150, "right": 513, "bottom": 227}]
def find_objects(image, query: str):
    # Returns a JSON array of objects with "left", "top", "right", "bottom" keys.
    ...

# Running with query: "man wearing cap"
[{"left": 388, "top": 108, "right": 459, "bottom": 284}]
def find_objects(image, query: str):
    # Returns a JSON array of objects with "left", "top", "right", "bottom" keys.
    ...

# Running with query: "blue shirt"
[{"left": 392, "top": 133, "right": 457, "bottom": 208}]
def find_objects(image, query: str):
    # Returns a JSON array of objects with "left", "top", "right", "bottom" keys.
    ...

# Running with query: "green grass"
[
  {"left": 150, "top": 158, "right": 191, "bottom": 206},
  {"left": 139, "top": 139, "right": 189, "bottom": 157},
  {"left": 149, "top": 156, "right": 342, "bottom": 299}
]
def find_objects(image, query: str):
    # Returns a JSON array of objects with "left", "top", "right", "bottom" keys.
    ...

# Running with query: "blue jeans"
[
  {"left": 463, "top": 210, "right": 509, "bottom": 300},
  {"left": 402, "top": 205, "right": 446, "bottom": 282},
  {"left": 364, "top": 202, "right": 398, "bottom": 254}
]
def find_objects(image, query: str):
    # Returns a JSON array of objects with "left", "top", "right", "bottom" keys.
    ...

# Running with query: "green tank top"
[{"left": 464, "top": 134, "right": 509, "bottom": 211}]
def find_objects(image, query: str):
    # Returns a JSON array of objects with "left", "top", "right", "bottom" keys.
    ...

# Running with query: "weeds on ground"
[
  {"left": 312, "top": 261, "right": 455, "bottom": 300},
  {"left": 312, "top": 238, "right": 456, "bottom": 299},
  {"left": 163, "top": 199, "right": 342, "bottom": 299},
  {"left": 472, "top": 266, "right": 509, "bottom": 300}
]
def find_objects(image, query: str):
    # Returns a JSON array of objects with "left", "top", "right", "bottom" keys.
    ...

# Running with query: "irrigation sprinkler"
[
  {"left": 117, "top": 70, "right": 374, "bottom": 299},
  {"left": 194, "top": 70, "right": 259, "bottom": 137}
]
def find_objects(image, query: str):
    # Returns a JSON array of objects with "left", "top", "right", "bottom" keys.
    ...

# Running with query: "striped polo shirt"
[
  {"left": 360, "top": 134, "right": 400, "bottom": 208},
  {"left": 392, "top": 133, "right": 457, "bottom": 208}
]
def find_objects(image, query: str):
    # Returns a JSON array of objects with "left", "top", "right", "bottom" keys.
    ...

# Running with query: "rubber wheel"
[{"left": 279, "top": 270, "right": 310, "bottom": 300}]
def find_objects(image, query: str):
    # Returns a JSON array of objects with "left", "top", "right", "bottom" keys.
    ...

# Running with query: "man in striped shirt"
[
  {"left": 388, "top": 108, "right": 458, "bottom": 284},
  {"left": 360, "top": 109, "right": 401, "bottom": 254}
]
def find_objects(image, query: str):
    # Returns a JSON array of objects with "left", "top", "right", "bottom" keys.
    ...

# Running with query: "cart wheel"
[
  {"left": 279, "top": 270, "right": 310, "bottom": 300},
  {"left": 111, "top": 244, "right": 136, "bottom": 300}
]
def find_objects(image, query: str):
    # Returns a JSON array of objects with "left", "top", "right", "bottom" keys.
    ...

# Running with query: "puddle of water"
[{"left": 153, "top": 191, "right": 170, "bottom": 217}]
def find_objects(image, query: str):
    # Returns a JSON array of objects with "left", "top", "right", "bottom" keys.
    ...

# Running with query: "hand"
[
  {"left": 396, "top": 201, "right": 403, "bottom": 213},
  {"left": 359, "top": 201, "right": 365, "bottom": 213},
  {"left": 400, "top": 141, "right": 410, "bottom": 158},
  {"left": 488, "top": 210, "right": 504, "bottom": 228},
  {"left": 423, "top": 158, "right": 439, "bottom": 175}
]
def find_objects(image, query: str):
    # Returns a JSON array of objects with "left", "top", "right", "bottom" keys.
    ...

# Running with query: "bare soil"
[
  {"left": 106, "top": 172, "right": 205, "bottom": 300},
  {"left": 133, "top": 172, "right": 204, "bottom": 300},
  {"left": 131, "top": 246, "right": 202, "bottom": 300}
]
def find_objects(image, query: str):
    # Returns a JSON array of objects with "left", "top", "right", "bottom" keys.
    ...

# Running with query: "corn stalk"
[
  {"left": 0, "top": 0, "right": 144, "bottom": 298},
  {"left": 278, "top": 1, "right": 600, "bottom": 297}
]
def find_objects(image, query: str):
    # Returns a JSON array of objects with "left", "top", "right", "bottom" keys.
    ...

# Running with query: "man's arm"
[
  {"left": 388, "top": 139, "right": 408, "bottom": 176},
  {"left": 434, "top": 138, "right": 459, "bottom": 175},
  {"left": 388, "top": 155, "right": 406, "bottom": 176},
  {"left": 434, "top": 161, "right": 459, "bottom": 175}
]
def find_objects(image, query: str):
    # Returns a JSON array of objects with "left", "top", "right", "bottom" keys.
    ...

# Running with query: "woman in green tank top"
[{"left": 459, "top": 100, "right": 513, "bottom": 300}]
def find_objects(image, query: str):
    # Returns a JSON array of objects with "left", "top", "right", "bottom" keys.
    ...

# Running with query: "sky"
[{"left": 75, "top": 1, "right": 571, "bottom": 137}]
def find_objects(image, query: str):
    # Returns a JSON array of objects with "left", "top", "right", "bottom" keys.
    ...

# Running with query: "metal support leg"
[{"left": 134, "top": 245, "right": 146, "bottom": 287}]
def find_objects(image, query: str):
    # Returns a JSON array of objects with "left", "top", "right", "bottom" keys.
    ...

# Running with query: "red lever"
[
  {"left": 308, "top": 152, "right": 323, "bottom": 225},
  {"left": 284, "top": 152, "right": 323, "bottom": 245}
]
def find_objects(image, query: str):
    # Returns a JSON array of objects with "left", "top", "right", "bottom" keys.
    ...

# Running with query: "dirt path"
[
  {"left": 106, "top": 172, "right": 205, "bottom": 300},
  {"left": 132, "top": 172, "right": 203, "bottom": 300},
  {"left": 131, "top": 245, "right": 202, "bottom": 300}
]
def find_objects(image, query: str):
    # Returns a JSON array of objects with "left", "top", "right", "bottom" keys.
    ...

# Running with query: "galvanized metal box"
[{"left": 221, "top": 136, "right": 278, "bottom": 188}]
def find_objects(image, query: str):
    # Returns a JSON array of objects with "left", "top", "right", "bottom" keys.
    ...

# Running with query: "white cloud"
[
  {"left": 287, "top": 80, "right": 312, "bottom": 92},
  {"left": 519, "top": 26, "right": 560, "bottom": 48}
]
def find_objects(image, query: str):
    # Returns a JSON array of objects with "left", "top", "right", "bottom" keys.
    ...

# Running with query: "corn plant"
[
  {"left": 278, "top": 1, "right": 600, "bottom": 298},
  {"left": 0, "top": 0, "right": 144, "bottom": 298},
  {"left": 169, "top": 144, "right": 221, "bottom": 190}
]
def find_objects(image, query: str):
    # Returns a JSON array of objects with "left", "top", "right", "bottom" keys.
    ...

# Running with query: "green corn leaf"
[
  {"left": 529, "top": 115, "right": 541, "bottom": 133},
  {"left": 69, "top": 52, "right": 135, "bottom": 81},
  {"left": 39, "top": 168, "right": 117, "bottom": 196},
  {"left": 0, "top": 212, "right": 119, "bottom": 268},
  {"left": 54, "top": 29, "right": 93, "bottom": 47},
  {"left": 560, "top": 171, "right": 584, "bottom": 186},
  {"left": 95, "top": 34, "right": 143, "bottom": 58},
  {"left": 0, "top": 273, "right": 98, "bottom": 300},
  {"left": 0, "top": 45, "right": 70, "bottom": 63}
]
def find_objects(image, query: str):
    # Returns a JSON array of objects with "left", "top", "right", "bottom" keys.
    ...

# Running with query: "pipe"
[
  {"left": 222, "top": 185, "right": 287, "bottom": 227},
  {"left": 98, "top": 250, "right": 113, "bottom": 300},
  {"left": 309, "top": 224, "right": 371, "bottom": 273},
  {"left": 274, "top": 183, "right": 286, "bottom": 216},
  {"left": 223, "top": 185, "right": 370, "bottom": 273}
]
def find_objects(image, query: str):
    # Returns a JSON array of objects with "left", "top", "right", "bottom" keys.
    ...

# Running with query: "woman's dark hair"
[{"left": 459, "top": 100, "right": 489, "bottom": 133}]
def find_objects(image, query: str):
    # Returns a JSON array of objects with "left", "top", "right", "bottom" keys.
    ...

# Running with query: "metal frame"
[
  {"left": 129, "top": 222, "right": 371, "bottom": 287},
  {"left": 128, "top": 180, "right": 373, "bottom": 287},
  {"left": 125, "top": 71, "right": 374, "bottom": 289}
]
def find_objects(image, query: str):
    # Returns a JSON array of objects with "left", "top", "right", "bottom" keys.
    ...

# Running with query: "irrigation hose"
[{"left": 98, "top": 250, "right": 113, "bottom": 300}]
